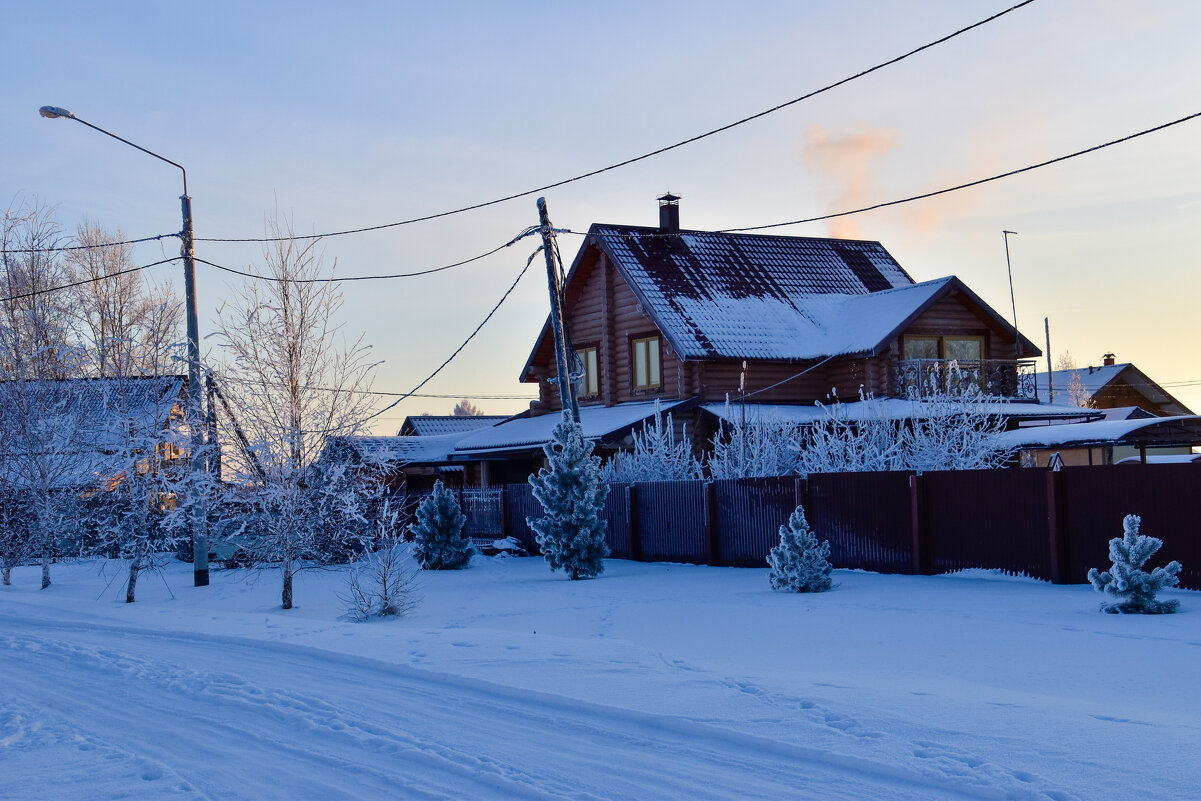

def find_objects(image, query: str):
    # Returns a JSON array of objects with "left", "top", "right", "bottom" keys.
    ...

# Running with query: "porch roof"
[
  {"left": 996, "top": 415, "right": 1201, "bottom": 450},
  {"left": 701, "top": 399, "right": 1098, "bottom": 426}
]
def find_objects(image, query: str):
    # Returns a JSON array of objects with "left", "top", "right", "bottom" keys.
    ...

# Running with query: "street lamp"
[{"left": 40, "top": 105, "right": 211, "bottom": 587}]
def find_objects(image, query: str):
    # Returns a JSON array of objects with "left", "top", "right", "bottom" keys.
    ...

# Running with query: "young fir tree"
[
  {"left": 767, "top": 505, "right": 833, "bottom": 593},
  {"left": 528, "top": 418, "right": 610, "bottom": 580},
  {"left": 410, "top": 480, "right": 472, "bottom": 570},
  {"left": 1087, "top": 514, "right": 1182, "bottom": 614}
]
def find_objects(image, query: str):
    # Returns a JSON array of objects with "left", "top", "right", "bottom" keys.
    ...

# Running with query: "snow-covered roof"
[
  {"left": 0, "top": 375, "right": 188, "bottom": 489},
  {"left": 397, "top": 415, "right": 509, "bottom": 437},
  {"left": 996, "top": 416, "right": 1201, "bottom": 449},
  {"left": 1116, "top": 453, "right": 1201, "bottom": 465},
  {"left": 701, "top": 399, "right": 1096, "bottom": 426},
  {"left": 453, "top": 399, "right": 693, "bottom": 456},
  {"left": 327, "top": 431, "right": 479, "bottom": 466},
  {"left": 1035, "top": 363, "right": 1191, "bottom": 414}
]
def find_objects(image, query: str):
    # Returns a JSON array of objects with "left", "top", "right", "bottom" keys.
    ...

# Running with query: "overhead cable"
[
  {"left": 0, "top": 232, "right": 179, "bottom": 256},
  {"left": 0, "top": 257, "right": 179, "bottom": 303},
  {"left": 195, "top": 1, "right": 1037, "bottom": 245}
]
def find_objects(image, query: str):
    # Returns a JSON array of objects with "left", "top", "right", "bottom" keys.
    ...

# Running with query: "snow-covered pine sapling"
[
  {"left": 767, "top": 505, "right": 833, "bottom": 593},
  {"left": 1087, "top": 514, "right": 1182, "bottom": 614},
  {"left": 410, "top": 480, "right": 472, "bottom": 570},
  {"left": 528, "top": 418, "right": 610, "bottom": 580}
]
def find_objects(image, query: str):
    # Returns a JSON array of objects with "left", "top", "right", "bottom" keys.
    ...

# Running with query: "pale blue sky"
[{"left": 5, "top": 0, "right": 1200, "bottom": 430}]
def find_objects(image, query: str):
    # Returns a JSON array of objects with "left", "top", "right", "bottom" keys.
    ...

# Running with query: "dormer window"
[{"left": 632, "top": 336, "right": 661, "bottom": 389}]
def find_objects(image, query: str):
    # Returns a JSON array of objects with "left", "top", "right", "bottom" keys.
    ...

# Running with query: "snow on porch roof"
[
  {"left": 996, "top": 415, "right": 1201, "bottom": 450},
  {"left": 452, "top": 399, "right": 693, "bottom": 456},
  {"left": 701, "top": 399, "right": 1098, "bottom": 426}
]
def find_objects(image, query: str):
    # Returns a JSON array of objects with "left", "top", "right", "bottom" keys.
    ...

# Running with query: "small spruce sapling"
[
  {"left": 528, "top": 418, "right": 610, "bottom": 580},
  {"left": 410, "top": 480, "right": 472, "bottom": 570},
  {"left": 1088, "top": 514, "right": 1182, "bottom": 614},
  {"left": 767, "top": 505, "right": 833, "bottom": 593}
]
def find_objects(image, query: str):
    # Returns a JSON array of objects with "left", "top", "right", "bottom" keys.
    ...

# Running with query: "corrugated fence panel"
[
  {"left": 602, "top": 482, "right": 632, "bottom": 559},
  {"left": 715, "top": 477, "right": 797, "bottom": 567},
  {"left": 922, "top": 468, "right": 1052, "bottom": 580},
  {"left": 807, "top": 471, "right": 915, "bottom": 573},
  {"left": 504, "top": 483, "right": 541, "bottom": 554},
  {"left": 1062, "top": 463, "right": 1201, "bottom": 590},
  {"left": 637, "top": 480, "right": 708, "bottom": 563}
]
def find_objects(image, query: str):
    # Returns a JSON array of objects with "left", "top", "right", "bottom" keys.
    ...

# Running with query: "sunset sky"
[{"left": 5, "top": 0, "right": 1199, "bottom": 430}]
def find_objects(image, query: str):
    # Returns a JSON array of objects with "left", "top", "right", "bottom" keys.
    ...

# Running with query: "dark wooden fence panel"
[
  {"left": 921, "top": 468, "right": 1053, "bottom": 580},
  {"left": 503, "top": 483, "right": 541, "bottom": 554},
  {"left": 1061, "top": 464, "right": 1201, "bottom": 590},
  {"left": 714, "top": 477, "right": 797, "bottom": 567},
  {"left": 807, "top": 470, "right": 916, "bottom": 574},
  {"left": 636, "top": 481, "right": 707, "bottom": 563},
  {"left": 601, "top": 482, "right": 632, "bottom": 559}
]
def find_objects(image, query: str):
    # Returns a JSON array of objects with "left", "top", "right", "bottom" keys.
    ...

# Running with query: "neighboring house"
[
  {"left": 0, "top": 375, "right": 191, "bottom": 493},
  {"left": 397, "top": 414, "right": 508, "bottom": 437},
  {"left": 1035, "top": 355, "right": 1192, "bottom": 416},
  {"left": 471, "top": 195, "right": 1085, "bottom": 469},
  {"left": 999, "top": 414, "right": 1201, "bottom": 467}
]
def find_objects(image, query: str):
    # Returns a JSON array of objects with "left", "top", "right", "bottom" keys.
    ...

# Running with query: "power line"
[
  {"left": 0, "top": 232, "right": 179, "bottom": 255},
  {"left": 0, "top": 257, "right": 179, "bottom": 303},
  {"left": 361, "top": 247, "right": 543, "bottom": 425},
  {"left": 193, "top": 226, "right": 541, "bottom": 284},
  {"left": 721, "top": 110, "right": 1201, "bottom": 233},
  {"left": 194, "top": 1, "right": 1036, "bottom": 245}
]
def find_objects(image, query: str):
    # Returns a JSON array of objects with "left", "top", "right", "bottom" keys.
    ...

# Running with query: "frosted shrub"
[
  {"left": 341, "top": 537, "right": 420, "bottom": 622},
  {"left": 528, "top": 418, "right": 610, "bottom": 580},
  {"left": 767, "top": 505, "right": 833, "bottom": 593},
  {"left": 708, "top": 405, "right": 803, "bottom": 479},
  {"left": 601, "top": 404, "right": 702, "bottom": 482},
  {"left": 1088, "top": 514, "right": 1182, "bottom": 614},
  {"left": 410, "top": 480, "right": 472, "bottom": 570}
]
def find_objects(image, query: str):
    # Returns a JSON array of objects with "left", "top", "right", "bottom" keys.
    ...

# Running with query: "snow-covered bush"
[
  {"left": 341, "top": 535, "right": 420, "bottom": 621},
  {"left": 767, "top": 505, "right": 833, "bottom": 593},
  {"left": 528, "top": 417, "right": 610, "bottom": 580},
  {"left": 410, "top": 480, "right": 472, "bottom": 570},
  {"left": 708, "top": 404, "right": 803, "bottom": 479},
  {"left": 1087, "top": 514, "right": 1182, "bottom": 614},
  {"left": 601, "top": 404, "right": 702, "bottom": 482}
]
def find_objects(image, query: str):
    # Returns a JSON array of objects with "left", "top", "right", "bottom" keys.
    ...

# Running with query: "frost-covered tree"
[
  {"left": 452, "top": 399, "right": 482, "bottom": 417},
  {"left": 601, "top": 404, "right": 702, "bottom": 482},
  {"left": 767, "top": 505, "right": 833, "bottom": 593},
  {"left": 1088, "top": 514, "right": 1182, "bottom": 614},
  {"left": 410, "top": 480, "right": 472, "bottom": 570},
  {"left": 213, "top": 216, "right": 379, "bottom": 609},
  {"left": 528, "top": 418, "right": 610, "bottom": 580}
]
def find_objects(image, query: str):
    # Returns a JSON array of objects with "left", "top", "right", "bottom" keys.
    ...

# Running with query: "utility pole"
[
  {"left": 1002, "top": 230, "right": 1020, "bottom": 360},
  {"left": 1044, "top": 317, "right": 1053, "bottom": 404},
  {"left": 537, "top": 197, "right": 579, "bottom": 422},
  {"left": 181, "top": 191, "right": 209, "bottom": 586},
  {"left": 39, "top": 106, "right": 210, "bottom": 586}
]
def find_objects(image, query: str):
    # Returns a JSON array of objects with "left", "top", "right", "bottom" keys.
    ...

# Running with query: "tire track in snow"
[{"left": 2, "top": 611, "right": 1046, "bottom": 801}]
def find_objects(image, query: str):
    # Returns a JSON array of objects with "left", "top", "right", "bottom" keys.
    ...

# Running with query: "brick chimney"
[
  {"left": 1102, "top": 352, "right": 1116, "bottom": 366},
  {"left": 658, "top": 192, "right": 680, "bottom": 234}
]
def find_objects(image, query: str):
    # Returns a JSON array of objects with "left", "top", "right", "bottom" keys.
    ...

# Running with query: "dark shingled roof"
[{"left": 397, "top": 415, "right": 508, "bottom": 438}]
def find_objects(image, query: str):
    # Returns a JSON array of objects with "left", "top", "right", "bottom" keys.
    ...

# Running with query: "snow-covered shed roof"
[
  {"left": 452, "top": 399, "right": 693, "bottom": 457},
  {"left": 1035, "top": 363, "right": 1192, "bottom": 414},
  {"left": 996, "top": 416, "right": 1201, "bottom": 450},
  {"left": 397, "top": 415, "right": 509, "bottom": 437},
  {"left": 702, "top": 399, "right": 1096, "bottom": 426},
  {"left": 325, "top": 431, "right": 481, "bottom": 466}
]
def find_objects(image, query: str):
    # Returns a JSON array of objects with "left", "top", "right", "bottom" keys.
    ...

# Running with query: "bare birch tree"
[{"left": 213, "top": 217, "right": 379, "bottom": 609}]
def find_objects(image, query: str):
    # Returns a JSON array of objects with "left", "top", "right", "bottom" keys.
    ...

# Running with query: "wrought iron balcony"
[{"left": 895, "top": 359, "right": 1038, "bottom": 400}]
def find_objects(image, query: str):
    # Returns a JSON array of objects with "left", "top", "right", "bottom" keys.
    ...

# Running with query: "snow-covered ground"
[{"left": 2, "top": 556, "right": 1197, "bottom": 800}]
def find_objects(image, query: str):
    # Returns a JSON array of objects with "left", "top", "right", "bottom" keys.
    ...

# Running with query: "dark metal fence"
[{"left": 400, "top": 463, "right": 1201, "bottom": 589}]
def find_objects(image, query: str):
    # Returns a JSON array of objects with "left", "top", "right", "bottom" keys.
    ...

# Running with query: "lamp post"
[{"left": 40, "top": 105, "right": 211, "bottom": 587}]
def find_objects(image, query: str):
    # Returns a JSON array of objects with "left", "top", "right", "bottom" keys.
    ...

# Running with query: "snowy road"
[{"left": 5, "top": 607, "right": 992, "bottom": 801}]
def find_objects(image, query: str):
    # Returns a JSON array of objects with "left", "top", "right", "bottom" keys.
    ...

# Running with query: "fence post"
[
  {"left": 1045, "top": 469, "right": 1066, "bottom": 583},
  {"left": 703, "top": 481, "right": 721, "bottom": 566},
  {"left": 499, "top": 486, "right": 509, "bottom": 540},
  {"left": 909, "top": 473, "right": 931, "bottom": 575},
  {"left": 794, "top": 476, "right": 808, "bottom": 510},
  {"left": 626, "top": 484, "right": 642, "bottom": 562}
]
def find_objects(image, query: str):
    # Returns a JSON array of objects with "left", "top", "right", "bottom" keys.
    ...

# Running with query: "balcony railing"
[{"left": 896, "top": 359, "right": 1038, "bottom": 400}]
